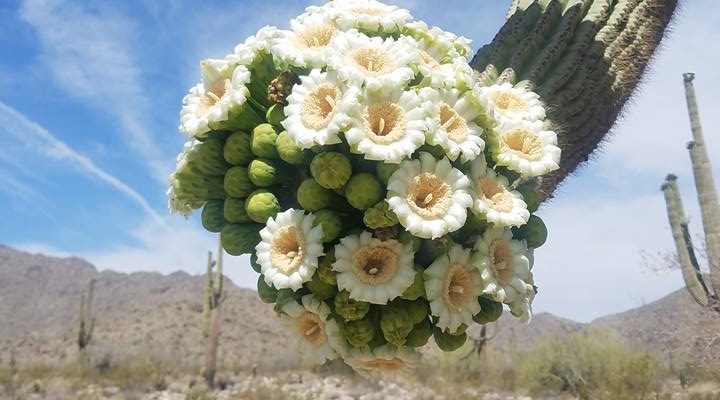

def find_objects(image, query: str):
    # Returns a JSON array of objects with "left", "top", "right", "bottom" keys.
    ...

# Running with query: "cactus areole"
[{"left": 168, "top": 0, "right": 677, "bottom": 375}]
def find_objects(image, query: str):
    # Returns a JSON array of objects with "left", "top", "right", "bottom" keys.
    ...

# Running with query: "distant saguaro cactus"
[
  {"left": 661, "top": 73, "right": 720, "bottom": 314},
  {"left": 202, "top": 240, "right": 226, "bottom": 388},
  {"left": 77, "top": 280, "right": 95, "bottom": 369}
]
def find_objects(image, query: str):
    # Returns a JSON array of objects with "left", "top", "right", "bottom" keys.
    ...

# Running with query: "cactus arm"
[
  {"left": 203, "top": 251, "right": 213, "bottom": 336},
  {"left": 473, "top": 0, "right": 679, "bottom": 199},
  {"left": 684, "top": 74, "right": 720, "bottom": 296},
  {"left": 662, "top": 176, "right": 711, "bottom": 306},
  {"left": 215, "top": 238, "right": 224, "bottom": 302}
]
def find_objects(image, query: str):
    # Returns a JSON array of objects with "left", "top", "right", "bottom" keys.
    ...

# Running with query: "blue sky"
[{"left": 1, "top": 0, "right": 719, "bottom": 322}]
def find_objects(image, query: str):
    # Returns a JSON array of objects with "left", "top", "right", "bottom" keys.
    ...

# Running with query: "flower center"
[
  {"left": 419, "top": 51, "right": 441, "bottom": 70},
  {"left": 359, "top": 357, "right": 407, "bottom": 372},
  {"left": 352, "top": 245, "right": 398, "bottom": 285},
  {"left": 270, "top": 226, "right": 306, "bottom": 276},
  {"left": 298, "top": 24, "right": 336, "bottom": 48},
  {"left": 301, "top": 83, "right": 342, "bottom": 131},
  {"left": 477, "top": 177, "right": 514, "bottom": 213},
  {"left": 438, "top": 103, "right": 469, "bottom": 143},
  {"left": 364, "top": 102, "right": 406, "bottom": 144},
  {"left": 407, "top": 172, "right": 452, "bottom": 219},
  {"left": 351, "top": 7, "right": 388, "bottom": 17},
  {"left": 489, "top": 239, "right": 514, "bottom": 286},
  {"left": 502, "top": 129, "right": 544, "bottom": 161},
  {"left": 297, "top": 311, "right": 326, "bottom": 346},
  {"left": 490, "top": 91, "right": 528, "bottom": 113},
  {"left": 349, "top": 47, "right": 392, "bottom": 76},
  {"left": 195, "top": 79, "right": 230, "bottom": 118},
  {"left": 443, "top": 264, "right": 472, "bottom": 312}
]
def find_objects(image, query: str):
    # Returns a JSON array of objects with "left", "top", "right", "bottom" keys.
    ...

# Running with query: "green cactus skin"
[
  {"left": 257, "top": 275, "right": 279, "bottom": 303},
  {"left": 345, "top": 173, "right": 384, "bottom": 211},
  {"left": 376, "top": 163, "right": 400, "bottom": 186},
  {"left": 247, "top": 52, "right": 278, "bottom": 109},
  {"left": 221, "top": 224, "right": 262, "bottom": 256},
  {"left": 276, "top": 131, "right": 308, "bottom": 165},
  {"left": 343, "top": 317, "right": 376, "bottom": 348},
  {"left": 306, "top": 273, "right": 337, "bottom": 300},
  {"left": 405, "top": 318, "right": 433, "bottom": 348},
  {"left": 245, "top": 190, "right": 280, "bottom": 224},
  {"left": 224, "top": 131, "right": 254, "bottom": 166},
  {"left": 517, "top": 181, "right": 541, "bottom": 213},
  {"left": 473, "top": 297, "right": 505, "bottom": 325},
  {"left": 297, "top": 178, "right": 345, "bottom": 212},
  {"left": 224, "top": 166, "right": 255, "bottom": 198},
  {"left": 317, "top": 250, "right": 338, "bottom": 286},
  {"left": 251, "top": 124, "right": 280, "bottom": 159},
  {"left": 201, "top": 200, "right": 226, "bottom": 233},
  {"left": 417, "top": 236, "right": 452, "bottom": 267},
  {"left": 452, "top": 211, "right": 490, "bottom": 246},
  {"left": 224, "top": 198, "right": 251, "bottom": 224},
  {"left": 310, "top": 152, "right": 353, "bottom": 189},
  {"left": 248, "top": 158, "right": 281, "bottom": 187},
  {"left": 433, "top": 325, "right": 468, "bottom": 352},
  {"left": 173, "top": 170, "right": 227, "bottom": 205},
  {"left": 334, "top": 290, "right": 371, "bottom": 321},
  {"left": 266, "top": 103, "right": 286, "bottom": 127},
  {"left": 311, "top": 209, "right": 343, "bottom": 243},
  {"left": 512, "top": 215, "right": 548, "bottom": 248},
  {"left": 380, "top": 301, "right": 415, "bottom": 347},
  {"left": 186, "top": 137, "right": 231, "bottom": 176},
  {"left": 473, "top": 0, "right": 679, "bottom": 200}
]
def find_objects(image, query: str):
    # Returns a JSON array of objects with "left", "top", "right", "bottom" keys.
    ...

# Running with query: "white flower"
[
  {"left": 387, "top": 153, "right": 473, "bottom": 239},
  {"left": 492, "top": 119, "right": 561, "bottom": 177},
  {"left": 255, "top": 209, "right": 325, "bottom": 290},
  {"left": 472, "top": 228, "right": 534, "bottom": 322},
  {"left": 332, "top": 231, "right": 415, "bottom": 305},
  {"left": 282, "top": 69, "right": 358, "bottom": 149},
  {"left": 270, "top": 13, "right": 339, "bottom": 68},
  {"left": 326, "top": 0, "right": 412, "bottom": 32},
  {"left": 345, "top": 344, "right": 420, "bottom": 378},
  {"left": 404, "top": 20, "right": 472, "bottom": 61},
  {"left": 179, "top": 59, "right": 251, "bottom": 138},
  {"left": 228, "top": 26, "right": 279, "bottom": 66},
  {"left": 476, "top": 83, "right": 546, "bottom": 123},
  {"left": 424, "top": 245, "right": 483, "bottom": 333},
  {"left": 345, "top": 86, "right": 427, "bottom": 163},
  {"left": 420, "top": 87, "right": 485, "bottom": 162},
  {"left": 328, "top": 31, "right": 417, "bottom": 92},
  {"left": 470, "top": 157, "right": 529, "bottom": 228},
  {"left": 280, "top": 295, "right": 346, "bottom": 365}
]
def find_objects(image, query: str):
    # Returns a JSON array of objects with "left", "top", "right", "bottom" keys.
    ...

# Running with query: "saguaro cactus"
[
  {"left": 473, "top": 0, "right": 679, "bottom": 199},
  {"left": 202, "top": 240, "right": 226, "bottom": 388},
  {"left": 77, "top": 280, "right": 95, "bottom": 369}
]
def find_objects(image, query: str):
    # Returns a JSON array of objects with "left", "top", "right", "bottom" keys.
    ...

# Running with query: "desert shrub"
[{"left": 519, "top": 329, "right": 666, "bottom": 400}]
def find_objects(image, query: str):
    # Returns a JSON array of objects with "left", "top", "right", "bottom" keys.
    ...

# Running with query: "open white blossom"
[
  {"left": 425, "top": 245, "right": 483, "bottom": 333},
  {"left": 227, "top": 26, "right": 279, "bottom": 67},
  {"left": 476, "top": 83, "right": 546, "bottom": 123},
  {"left": 472, "top": 228, "right": 534, "bottom": 322},
  {"left": 492, "top": 119, "right": 561, "bottom": 177},
  {"left": 280, "top": 295, "right": 346, "bottom": 365},
  {"left": 470, "top": 157, "right": 529, "bottom": 228},
  {"left": 345, "top": 85, "right": 428, "bottom": 163},
  {"left": 270, "top": 13, "right": 339, "bottom": 68},
  {"left": 333, "top": 231, "right": 416, "bottom": 305},
  {"left": 421, "top": 87, "right": 485, "bottom": 162},
  {"left": 345, "top": 344, "right": 420, "bottom": 378},
  {"left": 387, "top": 152, "right": 473, "bottom": 239},
  {"left": 255, "top": 209, "right": 325, "bottom": 290},
  {"left": 326, "top": 0, "right": 412, "bottom": 32},
  {"left": 283, "top": 69, "right": 358, "bottom": 149},
  {"left": 328, "top": 31, "right": 417, "bottom": 91}
]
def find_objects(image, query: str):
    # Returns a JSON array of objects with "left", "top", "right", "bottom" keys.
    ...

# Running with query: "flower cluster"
[{"left": 168, "top": 0, "right": 560, "bottom": 376}]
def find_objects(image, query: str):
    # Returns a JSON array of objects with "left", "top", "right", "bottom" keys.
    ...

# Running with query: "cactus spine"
[
  {"left": 472, "top": 0, "right": 679, "bottom": 199},
  {"left": 203, "top": 239, "right": 226, "bottom": 388},
  {"left": 77, "top": 280, "right": 95, "bottom": 369},
  {"left": 661, "top": 73, "right": 720, "bottom": 314}
]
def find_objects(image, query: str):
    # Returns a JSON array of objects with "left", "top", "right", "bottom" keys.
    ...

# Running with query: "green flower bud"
[
  {"left": 343, "top": 317, "right": 376, "bottom": 348},
  {"left": 250, "top": 252, "right": 262, "bottom": 273},
  {"left": 512, "top": 215, "right": 547, "bottom": 248},
  {"left": 257, "top": 276, "right": 278, "bottom": 304},
  {"left": 201, "top": 200, "right": 226, "bottom": 233},
  {"left": 517, "top": 181, "right": 540, "bottom": 213},
  {"left": 245, "top": 190, "right": 280, "bottom": 224},
  {"left": 317, "top": 250, "right": 337, "bottom": 285},
  {"left": 224, "top": 197, "right": 251, "bottom": 224},
  {"left": 401, "top": 269, "right": 426, "bottom": 301},
  {"left": 224, "top": 131, "right": 254, "bottom": 166},
  {"left": 405, "top": 318, "right": 433, "bottom": 348},
  {"left": 380, "top": 300, "right": 415, "bottom": 347},
  {"left": 473, "top": 297, "right": 504, "bottom": 325},
  {"left": 433, "top": 326, "right": 467, "bottom": 352},
  {"left": 276, "top": 131, "right": 307, "bottom": 165},
  {"left": 248, "top": 158, "right": 280, "bottom": 187},
  {"left": 266, "top": 103, "right": 286, "bottom": 127},
  {"left": 334, "top": 290, "right": 370, "bottom": 321},
  {"left": 376, "top": 163, "right": 399, "bottom": 185},
  {"left": 417, "top": 236, "right": 452, "bottom": 266},
  {"left": 453, "top": 211, "right": 490, "bottom": 245},
  {"left": 363, "top": 201, "right": 398, "bottom": 229},
  {"left": 224, "top": 166, "right": 255, "bottom": 198},
  {"left": 186, "top": 137, "right": 230, "bottom": 176},
  {"left": 418, "top": 144, "right": 445, "bottom": 159},
  {"left": 405, "top": 299, "right": 430, "bottom": 325},
  {"left": 221, "top": 224, "right": 262, "bottom": 256},
  {"left": 251, "top": 124, "right": 279, "bottom": 159},
  {"left": 312, "top": 209, "right": 343, "bottom": 243},
  {"left": 310, "top": 152, "right": 352, "bottom": 189},
  {"left": 398, "top": 230, "right": 421, "bottom": 253},
  {"left": 172, "top": 169, "right": 227, "bottom": 205},
  {"left": 495, "top": 166, "right": 520, "bottom": 185},
  {"left": 345, "top": 173, "right": 383, "bottom": 211},
  {"left": 297, "top": 178, "right": 344, "bottom": 212},
  {"left": 306, "top": 273, "right": 337, "bottom": 301}
]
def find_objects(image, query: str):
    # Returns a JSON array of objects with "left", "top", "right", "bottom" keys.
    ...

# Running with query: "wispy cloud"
[{"left": 0, "top": 101, "right": 165, "bottom": 226}]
